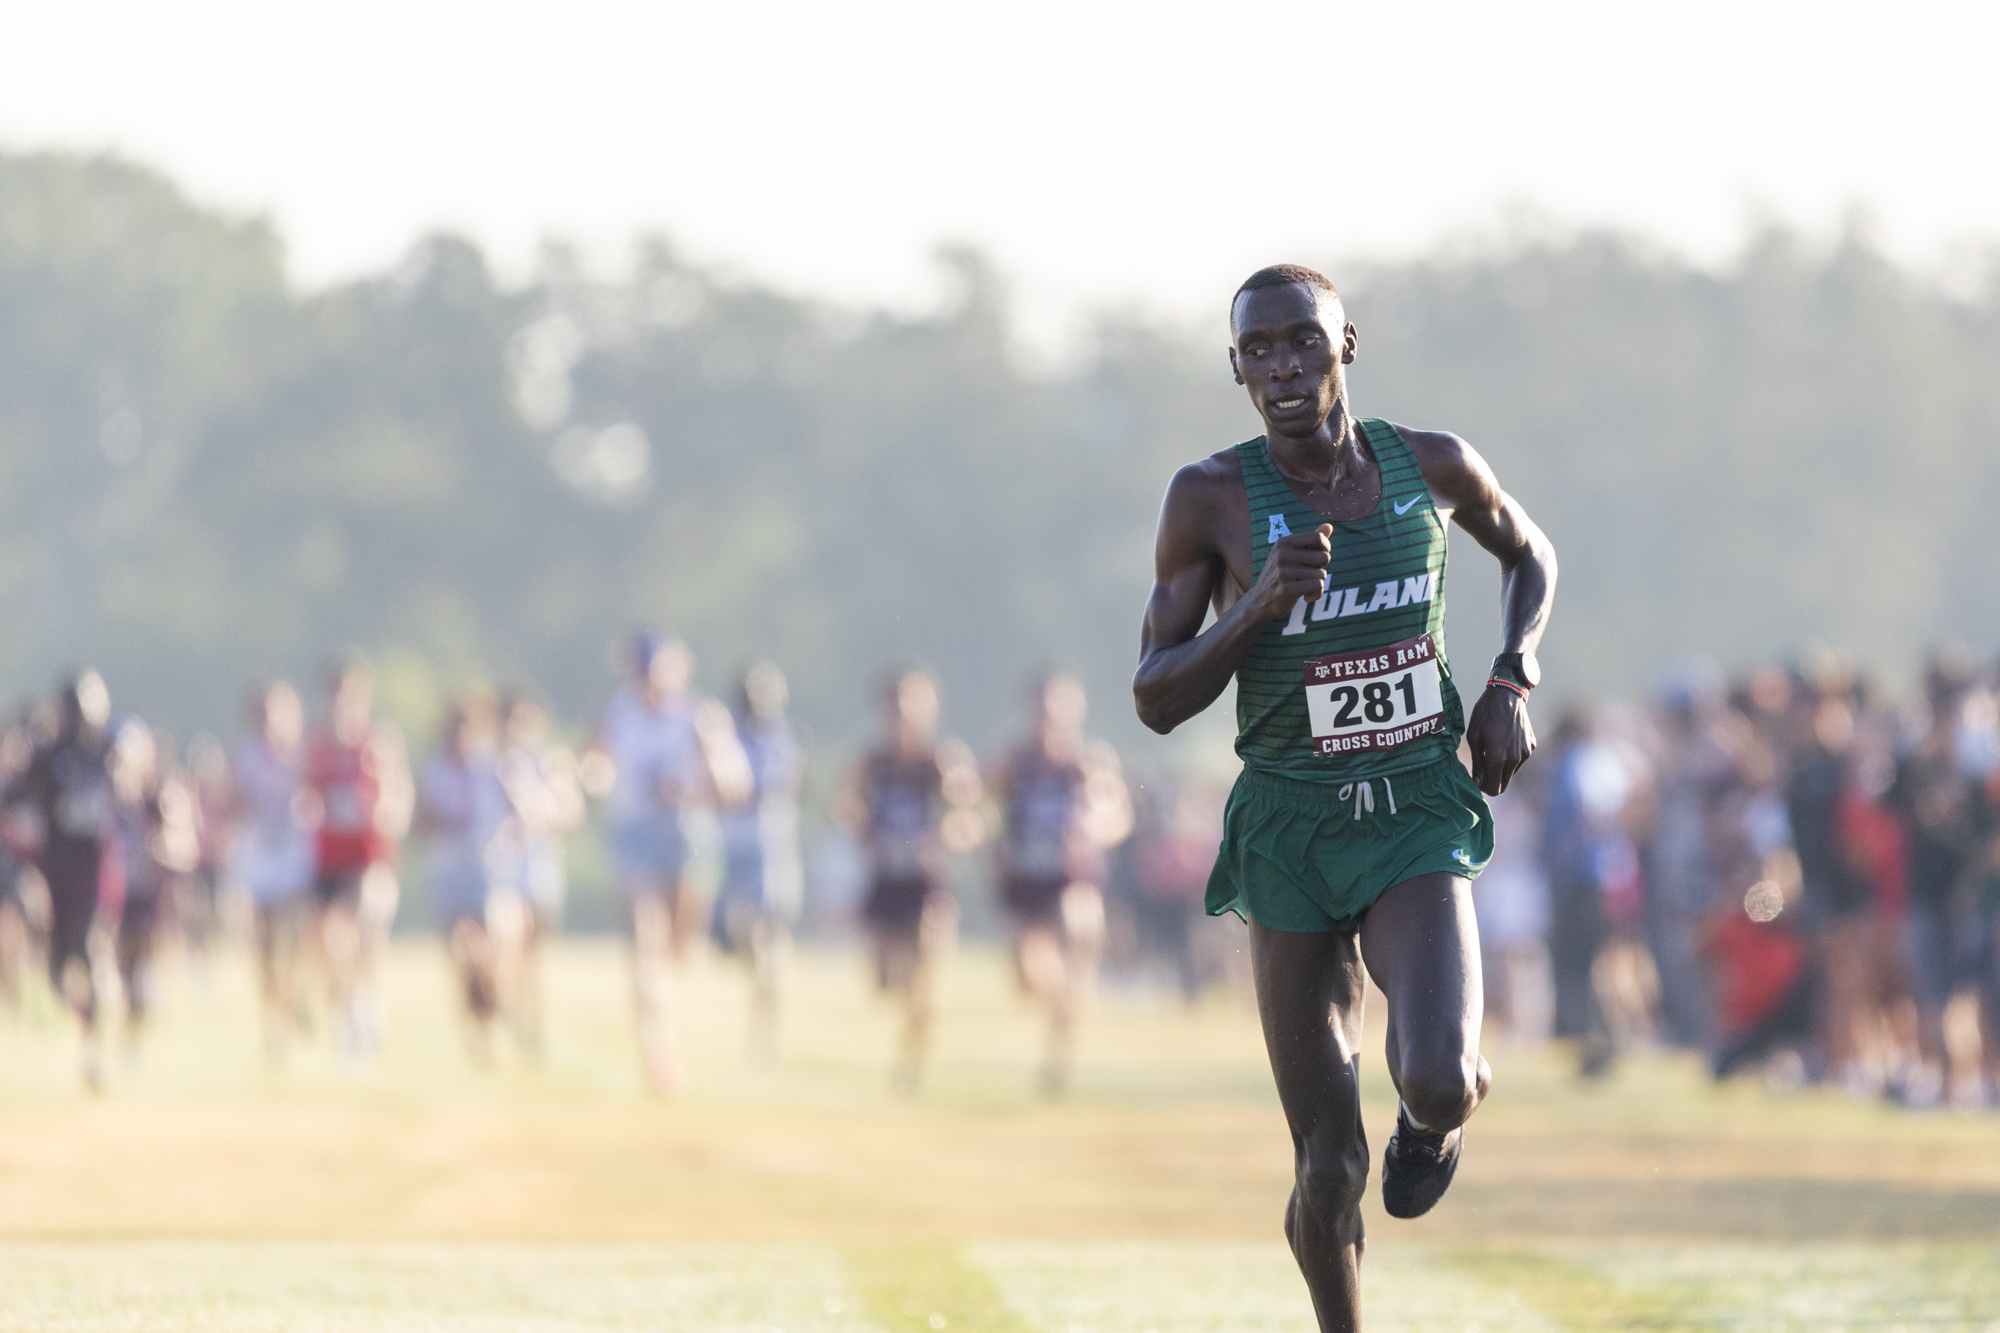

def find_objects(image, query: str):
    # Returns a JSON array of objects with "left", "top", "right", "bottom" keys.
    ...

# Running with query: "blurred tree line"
[{"left": 3, "top": 151, "right": 1997, "bottom": 761}]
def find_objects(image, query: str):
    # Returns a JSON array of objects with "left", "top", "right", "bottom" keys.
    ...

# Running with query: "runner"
[
  {"left": 5, "top": 671, "right": 119, "bottom": 1088},
  {"left": 0, "top": 710, "right": 41, "bottom": 1014},
  {"left": 107, "top": 718, "right": 200, "bottom": 1059},
  {"left": 1132, "top": 266, "right": 1556, "bottom": 1331},
  {"left": 303, "top": 654, "right": 414, "bottom": 1057},
  {"left": 417, "top": 695, "right": 509, "bottom": 1058},
  {"left": 591, "top": 633, "right": 750, "bottom": 1093},
  {"left": 231, "top": 680, "right": 315, "bottom": 1060},
  {"left": 837, "top": 667, "right": 982, "bottom": 1096},
  {"left": 180, "top": 731, "right": 234, "bottom": 975},
  {"left": 712, "top": 662, "right": 804, "bottom": 1065},
  {"left": 987, "top": 671, "right": 1131, "bottom": 1096},
  {"left": 491, "top": 687, "right": 583, "bottom": 1057}
]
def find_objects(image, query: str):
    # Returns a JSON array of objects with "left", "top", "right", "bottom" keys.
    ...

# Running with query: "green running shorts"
[{"left": 1205, "top": 755, "right": 1494, "bottom": 934}]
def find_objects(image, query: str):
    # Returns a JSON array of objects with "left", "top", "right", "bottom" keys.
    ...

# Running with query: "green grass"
[{"left": 0, "top": 937, "right": 1994, "bottom": 1329}]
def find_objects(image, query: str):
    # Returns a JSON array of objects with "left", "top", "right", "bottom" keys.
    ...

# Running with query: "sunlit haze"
[{"left": 5, "top": 0, "right": 1997, "bottom": 339}]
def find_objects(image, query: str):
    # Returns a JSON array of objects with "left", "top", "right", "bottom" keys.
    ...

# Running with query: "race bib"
[{"left": 1303, "top": 632, "right": 1446, "bottom": 757}]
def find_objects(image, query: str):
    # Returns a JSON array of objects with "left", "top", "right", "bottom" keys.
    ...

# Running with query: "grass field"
[{"left": 0, "top": 935, "right": 1995, "bottom": 1331}]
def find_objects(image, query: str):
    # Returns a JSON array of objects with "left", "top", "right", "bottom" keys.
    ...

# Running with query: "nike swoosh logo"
[{"left": 1393, "top": 496, "right": 1421, "bottom": 515}]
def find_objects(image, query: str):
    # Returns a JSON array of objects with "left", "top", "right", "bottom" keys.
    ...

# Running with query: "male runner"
[
  {"left": 1133, "top": 265, "right": 1555, "bottom": 1331},
  {"left": 592, "top": 633, "right": 750, "bottom": 1092},
  {"left": 231, "top": 680, "right": 315, "bottom": 1059},
  {"left": 7, "top": 671, "right": 118, "bottom": 1088},
  {"left": 839, "top": 668, "right": 982, "bottom": 1095},
  {"left": 108, "top": 718, "right": 199, "bottom": 1057},
  {"left": 491, "top": 688, "right": 583, "bottom": 1057},
  {"left": 713, "top": 662, "right": 805, "bottom": 1064},
  {"left": 303, "top": 655, "right": 414, "bottom": 1057},
  {"left": 417, "top": 695, "right": 508, "bottom": 1057},
  {"left": 987, "top": 671, "right": 1131, "bottom": 1096}
]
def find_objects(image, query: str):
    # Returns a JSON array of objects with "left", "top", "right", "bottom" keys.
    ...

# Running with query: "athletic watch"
[{"left": 1488, "top": 652, "right": 1540, "bottom": 692}]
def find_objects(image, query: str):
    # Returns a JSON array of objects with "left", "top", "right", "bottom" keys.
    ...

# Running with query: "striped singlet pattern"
[{"left": 1234, "top": 417, "right": 1464, "bottom": 781}]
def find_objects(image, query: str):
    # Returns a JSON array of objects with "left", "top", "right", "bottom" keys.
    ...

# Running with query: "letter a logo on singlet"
[{"left": 1267, "top": 513, "right": 1291, "bottom": 544}]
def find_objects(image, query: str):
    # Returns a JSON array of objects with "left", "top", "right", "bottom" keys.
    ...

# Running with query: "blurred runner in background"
[
  {"left": 304, "top": 654, "right": 413, "bottom": 1058},
  {"left": 492, "top": 688, "right": 583, "bottom": 1057},
  {"left": 232, "top": 681, "right": 315, "bottom": 1060},
  {"left": 180, "top": 731, "right": 234, "bottom": 976},
  {"left": 988, "top": 671, "right": 1131, "bottom": 1097},
  {"left": 107, "top": 719, "right": 199, "bottom": 1060},
  {"left": 839, "top": 668, "right": 981, "bottom": 1097},
  {"left": 417, "top": 695, "right": 509, "bottom": 1059},
  {"left": 0, "top": 711, "right": 42, "bottom": 1013},
  {"left": 591, "top": 633, "right": 750, "bottom": 1094},
  {"left": 713, "top": 662, "right": 804, "bottom": 1065},
  {"left": 1121, "top": 776, "right": 1227, "bottom": 1004},
  {"left": 7, "top": 671, "right": 118, "bottom": 1088}
]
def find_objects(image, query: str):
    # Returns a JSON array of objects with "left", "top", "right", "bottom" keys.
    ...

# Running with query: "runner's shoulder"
[
  {"left": 1159, "top": 445, "right": 1249, "bottom": 536},
  {"left": 1384, "top": 423, "right": 1497, "bottom": 505}
]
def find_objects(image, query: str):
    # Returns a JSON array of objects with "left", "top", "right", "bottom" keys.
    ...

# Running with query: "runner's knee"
[
  {"left": 1296, "top": 1142, "right": 1368, "bottom": 1243},
  {"left": 1399, "top": 1056, "right": 1480, "bottom": 1130}
]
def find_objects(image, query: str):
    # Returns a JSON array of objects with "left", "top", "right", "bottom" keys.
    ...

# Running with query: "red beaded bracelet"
[{"left": 1485, "top": 677, "right": 1530, "bottom": 700}]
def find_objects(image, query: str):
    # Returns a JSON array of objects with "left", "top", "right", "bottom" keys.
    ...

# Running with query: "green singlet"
[{"left": 1205, "top": 417, "right": 1494, "bottom": 933}]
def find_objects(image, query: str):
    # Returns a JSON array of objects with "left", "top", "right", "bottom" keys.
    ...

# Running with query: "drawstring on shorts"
[{"left": 1336, "top": 776, "right": 1397, "bottom": 820}]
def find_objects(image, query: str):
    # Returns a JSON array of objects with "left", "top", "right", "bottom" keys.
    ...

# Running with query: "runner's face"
[
  {"left": 264, "top": 685, "right": 303, "bottom": 749},
  {"left": 1229, "top": 284, "right": 1355, "bottom": 439},
  {"left": 1032, "top": 676, "right": 1086, "bottom": 736},
  {"left": 646, "top": 642, "right": 693, "bottom": 698},
  {"left": 890, "top": 676, "right": 939, "bottom": 739}
]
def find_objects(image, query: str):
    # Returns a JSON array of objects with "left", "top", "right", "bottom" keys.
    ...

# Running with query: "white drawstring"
[{"left": 1336, "top": 777, "right": 1398, "bottom": 819}]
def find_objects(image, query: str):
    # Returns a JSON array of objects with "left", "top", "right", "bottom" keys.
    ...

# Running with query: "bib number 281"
[{"left": 1303, "top": 632, "right": 1447, "bottom": 757}]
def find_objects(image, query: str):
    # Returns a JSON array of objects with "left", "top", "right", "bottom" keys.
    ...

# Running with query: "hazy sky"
[{"left": 5, "top": 0, "right": 1996, "bottom": 335}]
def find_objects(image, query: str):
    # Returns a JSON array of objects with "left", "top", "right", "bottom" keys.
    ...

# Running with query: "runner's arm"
[
  {"left": 1133, "top": 460, "right": 1332, "bottom": 734},
  {"left": 1407, "top": 428, "right": 1557, "bottom": 795}
]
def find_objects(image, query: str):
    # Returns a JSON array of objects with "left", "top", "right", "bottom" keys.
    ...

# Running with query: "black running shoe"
[{"left": 1381, "top": 1105, "right": 1462, "bottom": 1219}]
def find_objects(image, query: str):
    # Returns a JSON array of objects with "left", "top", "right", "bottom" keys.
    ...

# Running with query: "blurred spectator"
[
  {"left": 1540, "top": 708, "right": 1644, "bottom": 1074},
  {"left": 1785, "top": 668, "right": 1883, "bottom": 1092},
  {"left": 1644, "top": 661, "right": 1735, "bottom": 1049},
  {"left": 1476, "top": 776, "right": 1552, "bottom": 1046},
  {"left": 1705, "top": 876, "right": 1813, "bottom": 1079},
  {"left": 1883, "top": 650, "right": 1992, "bottom": 1105}
]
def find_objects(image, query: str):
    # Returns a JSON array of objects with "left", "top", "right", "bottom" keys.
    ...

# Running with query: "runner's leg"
[
  {"left": 1248, "top": 921, "right": 1369, "bottom": 1333},
  {"left": 1358, "top": 872, "right": 1490, "bottom": 1134},
  {"left": 626, "top": 873, "right": 681, "bottom": 1092},
  {"left": 1041, "top": 882, "right": 1105, "bottom": 1097}
]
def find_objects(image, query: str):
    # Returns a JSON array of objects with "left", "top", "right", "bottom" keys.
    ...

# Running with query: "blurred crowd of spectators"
[{"left": 1479, "top": 649, "right": 2000, "bottom": 1107}]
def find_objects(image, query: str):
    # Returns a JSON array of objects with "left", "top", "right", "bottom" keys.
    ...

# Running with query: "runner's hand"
[
  {"left": 1467, "top": 685, "right": 1535, "bottom": 795},
  {"left": 1249, "top": 525, "right": 1332, "bottom": 621}
]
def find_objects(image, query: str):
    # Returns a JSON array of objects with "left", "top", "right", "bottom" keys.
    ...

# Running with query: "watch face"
[{"left": 1496, "top": 653, "right": 1540, "bottom": 689}]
